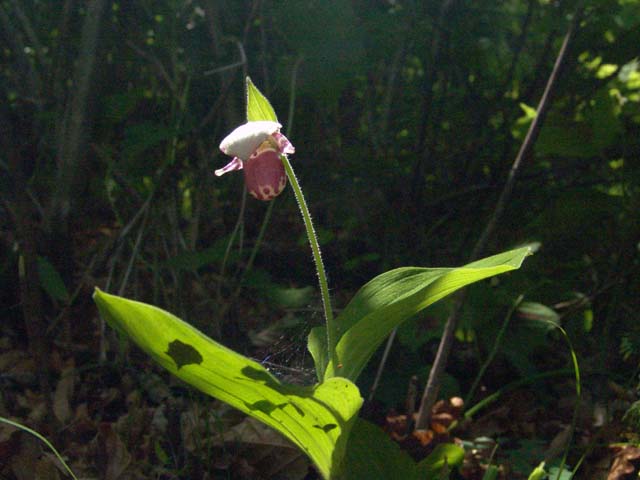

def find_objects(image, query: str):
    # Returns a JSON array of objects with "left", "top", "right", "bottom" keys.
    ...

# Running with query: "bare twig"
[
  {"left": 203, "top": 40, "right": 247, "bottom": 76},
  {"left": 126, "top": 40, "right": 176, "bottom": 92},
  {"left": 414, "top": 5, "right": 584, "bottom": 430},
  {"left": 118, "top": 208, "right": 151, "bottom": 296},
  {"left": 286, "top": 56, "right": 303, "bottom": 137},
  {"left": 368, "top": 327, "right": 398, "bottom": 402}
]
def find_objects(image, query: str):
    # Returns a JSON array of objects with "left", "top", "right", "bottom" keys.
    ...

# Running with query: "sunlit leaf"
[
  {"left": 93, "top": 289, "right": 362, "bottom": 480},
  {"left": 596, "top": 63, "right": 618, "bottom": 79},
  {"left": 527, "top": 461, "right": 547, "bottom": 480},
  {"left": 320, "top": 246, "right": 533, "bottom": 381}
]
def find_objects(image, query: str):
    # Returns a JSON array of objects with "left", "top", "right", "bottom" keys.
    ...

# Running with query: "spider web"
[{"left": 249, "top": 307, "right": 320, "bottom": 385}]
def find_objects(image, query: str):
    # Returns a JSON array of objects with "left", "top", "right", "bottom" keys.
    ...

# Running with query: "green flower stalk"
[{"left": 216, "top": 115, "right": 338, "bottom": 369}]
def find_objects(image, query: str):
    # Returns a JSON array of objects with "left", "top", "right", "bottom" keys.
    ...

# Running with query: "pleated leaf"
[
  {"left": 93, "top": 289, "right": 362, "bottom": 480},
  {"left": 314, "top": 246, "right": 533, "bottom": 381}
]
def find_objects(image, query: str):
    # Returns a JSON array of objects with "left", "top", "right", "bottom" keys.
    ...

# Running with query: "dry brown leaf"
[
  {"left": 98, "top": 423, "right": 132, "bottom": 480},
  {"left": 70, "top": 402, "right": 97, "bottom": 437},
  {"left": 0, "top": 350, "right": 27, "bottom": 371},
  {"left": 432, "top": 412, "right": 455, "bottom": 430},
  {"left": 543, "top": 425, "right": 572, "bottom": 463},
  {"left": 10, "top": 433, "right": 41, "bottom": 480},
  {"left": 34, "top": 455, "right": 62, "bottom": 480},
  {"left": 23, "top": 391, "right": 48, "bottom": 424},
  {"left": 212, "top": 416, "right": 298, "bottom": 449},
  {"left": 0, "top": 419, "right": 18, "bottom": 442},
  {"left": 385, "top": 411, "right": 409, "bottom": 441},
  {"left": 412, "top": 428, "right": 435, "bottom": 447},
  {"left": 205, "top": 417, "right": 309, "bottom": 479},
  {"left": 53, "top": 365, "right": 76, "bottom": 424},
  {"left": 608, "top": 445, "right": 640, "bottom": 480},
  {"left": 0, "top": 350, "right": 36, "bottom": 386}
]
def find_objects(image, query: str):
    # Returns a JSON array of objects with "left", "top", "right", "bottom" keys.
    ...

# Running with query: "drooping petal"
[
  {"left": 219, "top": 121, "right": 282, "bottom": 161},
  {"left": 214, "top": 157, "right": 243, "bottom": 177},
  {"left": 272, "top": 131, "right": 295, "bottom": 155},
  {"left": 243, "top": 149, "right": 287, "bottom": 201}
]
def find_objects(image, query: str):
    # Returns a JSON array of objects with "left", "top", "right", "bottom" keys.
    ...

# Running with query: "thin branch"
[
  {"left": 286, "top": 56, "right": 303, "bottom": 138},
  {"left": 126, "top": 40, "right": 176, "bottom": 92},
  {"left": 47, "top": 0, "right": 108, "bottom": 230},
  {"left": 368, "top": 327, "right": 398, "bottom": 402},
  {"left": 471, "top": 8, "right": 581, "bottom": 260},
  {"left": 414, "top": 5, "right": 584, "bottom": 430},
  {"left": 203, "top": 40, "right": 247, "bottom": 76}
]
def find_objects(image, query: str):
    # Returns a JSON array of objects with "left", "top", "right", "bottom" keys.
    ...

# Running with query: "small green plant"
[
  {"left": 0, "top": 416, "right": 78, "bottom": 480},
  {"left": 94, "top": 78, "right": 533, "bottom": 479}
]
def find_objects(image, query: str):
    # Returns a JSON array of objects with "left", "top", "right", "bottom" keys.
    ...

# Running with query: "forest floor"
[{"left": 1, "top": 303, "right": 638, "bottom": 480}]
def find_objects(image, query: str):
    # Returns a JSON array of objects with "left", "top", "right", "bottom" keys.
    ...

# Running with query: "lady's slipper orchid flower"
[{"left": 215, "top": 121, "right": 295, "bottom": 201}]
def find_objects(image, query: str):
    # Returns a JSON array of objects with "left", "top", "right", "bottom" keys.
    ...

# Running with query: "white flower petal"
[{"left": 219, "top": 121, "right": 282, "bottom": 161}]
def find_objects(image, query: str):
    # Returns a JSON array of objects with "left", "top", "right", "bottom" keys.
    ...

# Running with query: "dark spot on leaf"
[
  {"left": 241, "top": 365, "right": 280, "bottom": 388},
  {"left": 313, "top": 423, "right": 337, "bottom": 433},
  {"left": 244, "top": 399, "right": 287, "bottom": 414},
  {"left": 166, "top": 340, "right": 203, "bottom": 369},
  {"left": 289, "top": 401, "right": 305, "bottom": 417}
]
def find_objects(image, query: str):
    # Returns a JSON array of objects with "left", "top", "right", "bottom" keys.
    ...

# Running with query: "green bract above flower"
[{"left": 216, "top": 121, "right": 295, "bottom": 201}]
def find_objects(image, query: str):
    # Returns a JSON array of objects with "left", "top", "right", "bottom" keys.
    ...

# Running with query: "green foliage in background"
[{"left": 2, "top": 0, "right": 639, "bottom": 477}]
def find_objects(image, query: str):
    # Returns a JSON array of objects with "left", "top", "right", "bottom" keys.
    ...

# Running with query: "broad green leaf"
[
  {"left": 93, "top": 289, "right": 362, "bottom": 480},
  {"left": 342, "top": 419, "right": 464, "bottom": 480},
  {"left": 246, "top": 77, "right": 278, "bottom": 122},
  {"left": 37, "top": 256, "right": 69, "bottom": 302},
  {"left": 342, "top": 418, "right": 417, "bottom": 480},
  {"left": 308, "top": 326, "right": 328, "bottom": 382},
  {"left": 322, "top": 246, "right": 533, "bottom": 381}
]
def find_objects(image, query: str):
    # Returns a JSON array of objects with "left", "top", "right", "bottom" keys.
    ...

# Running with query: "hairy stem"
[{"left": 280, "top": 155, "right": 337, "bottom": 369}]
